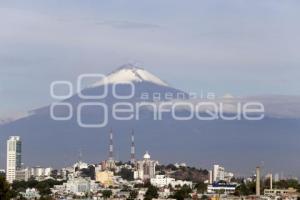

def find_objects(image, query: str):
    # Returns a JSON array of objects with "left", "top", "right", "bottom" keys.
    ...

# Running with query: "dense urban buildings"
[
  {"left": 212, "top": 164, "right": 234, "bottom": 183},
  {"left": 1, "top": 133, "right": 299, "bottom": 200}
]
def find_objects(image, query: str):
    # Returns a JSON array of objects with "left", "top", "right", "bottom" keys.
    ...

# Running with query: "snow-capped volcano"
[
  {"left": 1, "top": 64, "right": 300, "bottom": 173},
  {"left": 93, "top": 64, "right": 168, "bottom": 87},
  {"left": 31, "top": 64, "right": 188, "bottom": 115}
]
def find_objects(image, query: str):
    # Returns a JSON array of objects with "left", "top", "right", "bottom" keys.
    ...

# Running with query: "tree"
[
  {"left": 134, "top": 183, "right": 144, "bottom": 188},
  {"left": 80, "top": 165, "right": 96, "bottom": 180},
  {"left": 217, "top": 189, "right": 225, "bottom": 195},
  {"left": 144, "top": 180, "right": 152, "bottom": 188},
  {"left": 12, "top": 180, "right": 27, "bottom": 192},
  {"left": 39, "top": 196, "right": 54, "bottom": 200},
  {"left": 12, "top": 178, "right": 64, "bottom": 197},
  {"left": 194, "top": 182, "right": 207, "bottom": 194},
  {"left": 118, "top": 168, "right": 134, "bottom": 181},
  {"left": 128, "top": 190, "right": 138, "bottom": 200},
  {"left": 166, "top": 164, "right": 177, "bottom": 171},
  {"left": 26, "top": 178, "right": 39, "bottom": 188},
  {"left": 171, "top": 185, "right": 192, "bottom": 200},
  {"left": 0, "top": 176, "right": 12, "bottom": 200},
  {"left": 50, "top": 169, "right": 59, "bottom": 179},
  {"left": 102, "top": 190, "right": 113, "bottom": 199},
  {"left": 144, "top": 185, "right": 159, "bottom": 200},
  {"left": 234, "top": 181, "right": 256, "bottom": 196},
  {"left": 36, "top": 181, "right": 51, "bottom": 196},
  {"left": 275, "top": 179, "right": 299, "bottom": 189}
]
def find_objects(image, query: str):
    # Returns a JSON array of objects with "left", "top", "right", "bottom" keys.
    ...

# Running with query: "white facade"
[
  {"left": 213, "top": 165, "right": 225, "bottom": 182},
  {"left": 207, "top": 183, "right": 237, "bottom": 194},
  {"left": 174, "top": 163, "right": 187, "bottom": 168},
  {"left": 6, "top": 136, "right": 22, "bottom": 183},
  {"left": 52, "top": 177, "right": 94, "bottom": 196},
  {"left": 158, "top": 188, "right": 172, "bottom": 198},
  {"left": 150, "top": 175, "right": 175, "bottom": 187},
  {"left": 31, "top": 167, "right": 44, "bottom": 177},
  {"left": 224, "top": 172, "right": 234, "bottom": 182},
  {"left": 0, "top": 169, "right": 5, "bottom": 175},
  {"left": 150, "top": 175, "right": 192, "bottom": 188},
  {"left": 66, "top": 177, "right": 91, "bottom": 195},
  {"left": 73, "top": 160, "right": 88, "bottom": 170},
  {"left": 170, "top": 180, "right": 193, "bottom": 188},
  {"left": 16, "top": 168, "right": 31, "bottom": 181},
  {"left": 212, "top": 164, "right": 233, "bottom": 182},
  {"left": 264, "top": 188, "right": 297, "bottom": 196},
  {"left": 20, "top": 188, "right": 40, "bottom": 199},
  {"left": 44, "top": 167, "right": 52, "bottom": 176},
  {"left": 30, "top": 166, "right": 53, "bottom": 178},
  {"left": 61, "top": 167, "right": 74, "bottom": 180}
]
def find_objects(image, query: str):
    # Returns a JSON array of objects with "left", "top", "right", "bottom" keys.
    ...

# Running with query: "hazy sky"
[{"left": 0, "top": 0, "right": 300, "bottom": 117}]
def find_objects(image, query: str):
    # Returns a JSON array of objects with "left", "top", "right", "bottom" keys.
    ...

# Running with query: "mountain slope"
[{"left": 0, "top": 65, "right": 299, "bottom": 176}]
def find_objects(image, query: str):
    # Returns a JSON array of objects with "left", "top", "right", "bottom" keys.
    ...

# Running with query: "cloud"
[
  {"left": 94, "top": 20, "right": 160, "bottom": 30},
  {"left": 0, "top": 0, "right": 300, "bottom": 116},
  {"left": 0, "top": 112, "right": 30, "bottom": 125}
]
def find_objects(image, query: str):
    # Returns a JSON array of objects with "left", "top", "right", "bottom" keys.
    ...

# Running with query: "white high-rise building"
[
  {"left": 6, "top": 136, "right": 22, "bottom": 183},
  {"left": 212, "top": 164, "right": 234, "bottom": 183},
  {"left": 213, "top": 165, "right": 225, "bottom": 182}
]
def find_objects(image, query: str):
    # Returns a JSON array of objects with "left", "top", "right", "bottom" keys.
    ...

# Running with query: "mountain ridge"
[{"left": 0, "top": 65, "right": 299, "bottom": 176}]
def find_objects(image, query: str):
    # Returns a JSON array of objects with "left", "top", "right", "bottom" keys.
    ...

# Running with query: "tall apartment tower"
[
  {"left": 130, "top": 130, "right": 135, "bottom": 164},
  {"left": 213, "top": 164, "right": 225, "bottom": 182},
  {"left": 256, "top": 166, "right": 261, "bottom": 196},
  {"left": 6, "top": 136, "right": 22, "bottom": 183}
]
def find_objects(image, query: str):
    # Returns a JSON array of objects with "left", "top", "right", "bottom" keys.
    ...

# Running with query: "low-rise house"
[
  {"left": 150, "top": 175, "right": 193, "bottom": 188},
  {"left": 207, "top": 182, "right": 238, "bottom": 194},
  {"left": 264, "top": 187, "right": 298, "bottom": 197},
  {"left": 20, "top": 188, "right": 41, "bottom": 199}
]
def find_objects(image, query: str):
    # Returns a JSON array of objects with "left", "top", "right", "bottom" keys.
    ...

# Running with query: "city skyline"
[
  {"left": 0, "top": 0, "right": 299, "bottom": 188},
  {"left": 1, "top": 1, "right": 300, "bottom": 199},
  {"left": 1, "top": 132, "right": 298, "bottom": 180}
]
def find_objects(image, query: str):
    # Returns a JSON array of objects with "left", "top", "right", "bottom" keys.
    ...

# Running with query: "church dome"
[{"left": 143, "top": 151, "right": 151, "bottom": 159}]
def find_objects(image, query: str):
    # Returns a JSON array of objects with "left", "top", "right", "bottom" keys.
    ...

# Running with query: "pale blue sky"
[{"left": 0, "top": 0, "right": 300, "bottom": 117}]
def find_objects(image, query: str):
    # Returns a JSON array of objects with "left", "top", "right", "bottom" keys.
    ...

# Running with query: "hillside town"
[{"left": 1, "top": 133, "right": 300, "bottom": 200}]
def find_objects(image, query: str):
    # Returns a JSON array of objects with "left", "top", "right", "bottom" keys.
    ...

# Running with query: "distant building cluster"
[
  {"left": 1, "top": 132, "right": 299, "bottom": 200},
  {"left": 209, "top": 164, "right": 234, "bottom": 183},
  {"left": 5, "top": 136, "right": 53, "bottom": 183},
  {"left": 205, "top": 164, "right": 237, "bottom": 194}
]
